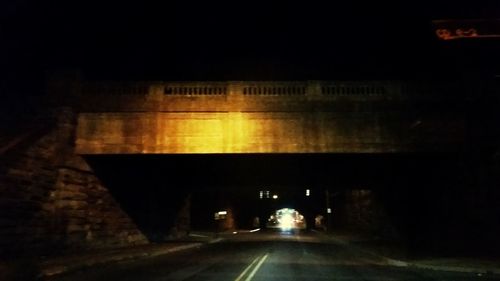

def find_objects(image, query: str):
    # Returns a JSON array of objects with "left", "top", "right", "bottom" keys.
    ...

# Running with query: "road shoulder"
[
  {"left": 313, "top": 230, "right": 500, "bottom": 275},
  {"left": 37, "top": 236, "right": 223, "bottom": 279}
]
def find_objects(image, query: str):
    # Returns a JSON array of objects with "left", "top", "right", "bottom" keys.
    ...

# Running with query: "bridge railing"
[
  {"left": 82, "top": 82, "right": 150, "bottom": 96},
  {"left": 242, "top": 83, "right": 307, "bottom": 96},
  {"left": 81, "top": 81, "right": 401, "bottom": 97},
  {"left": 318, "top": 81, "right": 395, "bottom": 97},
  {"left": 157, "top": 81, "right": 399, "bottom": 98},
  {"left": 163, "top": 82, "right": 229, "bottom": 96},
  {"left": 79, "top": 80, "right": 476, "bottom": 101}
]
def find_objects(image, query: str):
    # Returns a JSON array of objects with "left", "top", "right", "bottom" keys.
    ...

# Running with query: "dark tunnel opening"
[{"left": 85, "top": 153, "right": 500, "bottom": 256}]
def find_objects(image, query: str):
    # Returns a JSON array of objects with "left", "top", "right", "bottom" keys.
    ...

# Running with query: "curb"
[
  {"left": 408, "top": 262, "right": 500, "bottom": 275},
  {"left": 352, "top": 243, "right": 499, "bottom": 275},
  {"left": 40, "top": 238, "right": 223, "bottom": 279},
  {"left": 313, "top": 231, "right": 500, "bottom": 275},
  {"left": 369, "top": 249, "right": 500, "bottom": 275},
  {"left": 208, "top": 238, "right": 224, "bottom": 244}
]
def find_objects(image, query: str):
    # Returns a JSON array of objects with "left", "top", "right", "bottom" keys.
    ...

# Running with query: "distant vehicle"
[{"left": 266, "top": 208, "right": 306, "bottom": 230}]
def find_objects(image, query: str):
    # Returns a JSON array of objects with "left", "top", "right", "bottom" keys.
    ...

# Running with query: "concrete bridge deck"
[{"left": 70, "top": 80, "right": 468, "bottom": 154}]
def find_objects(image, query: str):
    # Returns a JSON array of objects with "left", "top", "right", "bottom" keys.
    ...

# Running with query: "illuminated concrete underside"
[{"left": 76, "top": 111, "right": 463, "bottom": 154}]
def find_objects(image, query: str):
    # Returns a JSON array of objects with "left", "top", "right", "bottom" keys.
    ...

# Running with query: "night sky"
[{"left": 1, "top": 0, "right": 500, "bottom": 90}]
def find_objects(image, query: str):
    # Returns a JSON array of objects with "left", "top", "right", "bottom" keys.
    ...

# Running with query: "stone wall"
[
  {"left": 0, "top": 108, "right": 147, "bottom": 257},
  {"left": 170, "top": 194, "right": 191, "bottom": 238}
]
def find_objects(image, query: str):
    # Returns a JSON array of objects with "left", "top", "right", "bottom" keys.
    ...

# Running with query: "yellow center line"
[
  {"left": 234, "top": 255, "right": 261, "bottom": 281},
  {"left": 244, "top": 253, "right": 268, "bottom": 281}
]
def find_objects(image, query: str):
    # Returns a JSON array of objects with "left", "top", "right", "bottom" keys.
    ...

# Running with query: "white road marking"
[
  {"left": 244, "top": 253, "right": 268, "bottom": 281},
  {"left": 188, "top": 233, "right": 209, "bottom": 238},
  {"left": 234, "top": 255, "right": 261, "bottom": 281}
]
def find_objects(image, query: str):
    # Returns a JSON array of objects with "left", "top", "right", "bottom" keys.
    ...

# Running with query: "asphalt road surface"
[{"left": 50, "top": 230, "right": 500, "bottom": 281}]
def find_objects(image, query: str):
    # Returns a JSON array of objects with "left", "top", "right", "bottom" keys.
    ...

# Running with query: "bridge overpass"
[
  {"left": 0, "top": 76, "right": 498, "bottom": 257},
  {"left": 72, "top": 80, "right": 468, "bottom": 154}
]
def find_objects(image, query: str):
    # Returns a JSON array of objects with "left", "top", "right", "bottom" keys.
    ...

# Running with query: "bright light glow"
[
  {"left": 306, "top": 189, "right": 310, "bottom": 196},
  {"left": 233, "top": 231, "right": 238, "bottom": 234},
  {"left": 152, "top": 111, "right": 259, "bottom": 154},
  {"left": 279, "top": 213, "right": 294, "bottom": 230},
  {"left": 267, "top": 208, "right": 306, "bottom": 230},
  {"left": 327, "top": 208, "right": 332, "bottom": 214},
  {"left": 249, "top": 228, "right": 260, "bottom": 233},
  {"left": 259, "top": 191, "right": 263, "bottom": 199},
  {"left": 272, "top": 194, "right": 278, "bottom": 199},
  {"left": 218, "top": 211, "right": 227, "bottom": 215}
]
